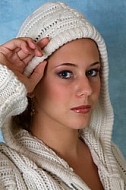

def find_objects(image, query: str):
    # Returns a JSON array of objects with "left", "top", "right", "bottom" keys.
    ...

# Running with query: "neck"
[{"left": 30, "top": 114, "right": 83, "bottom": 159}]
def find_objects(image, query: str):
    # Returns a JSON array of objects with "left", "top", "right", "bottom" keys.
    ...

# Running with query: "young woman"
[{"left": 0, "top": 2, "right": 125, "bottom": 190}]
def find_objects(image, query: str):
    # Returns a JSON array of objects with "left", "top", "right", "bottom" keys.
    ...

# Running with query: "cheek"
[
  {"left": 46, "top": 85, "right": 64, "bottom": 101},
  {"left": 36, "top": 81, "right": 71, "bottom": 106},
  {"left": 92, "top": 80, "right": 101, "bottom": 99},
  {"left": 48, "top": 83, "right": 74, "bottom": 104}
]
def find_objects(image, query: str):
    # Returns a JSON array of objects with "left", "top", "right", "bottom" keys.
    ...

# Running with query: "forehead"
[{"left": 48, "top": 38, "right": 100, "bottom": 65}]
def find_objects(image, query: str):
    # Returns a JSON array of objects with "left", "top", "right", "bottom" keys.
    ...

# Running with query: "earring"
[{"left": 30, "top": 98, "right": 36, "bottom": 116}]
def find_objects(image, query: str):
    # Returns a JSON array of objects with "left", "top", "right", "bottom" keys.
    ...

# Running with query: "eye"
[
  {"left": 57, "top": 70, "right": 73, "bottom": 79},
  {"left": 86, "top": 68, "right": 100, "bottom": 77}
]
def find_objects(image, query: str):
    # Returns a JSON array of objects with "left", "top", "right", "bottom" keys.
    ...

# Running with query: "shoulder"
[
  {"left": 111, "top": 143, "right": 126, "bottom": 185},
  {"left": 0, "top": 143, "right": 23, "bottom": 189},
  {"left": 0, "top": 142, "right": 16, "bottom": 172}
]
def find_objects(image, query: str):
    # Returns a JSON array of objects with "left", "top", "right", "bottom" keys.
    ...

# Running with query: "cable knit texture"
[{"left": 0, "top": 2, "right": 126, "bottom": 190}]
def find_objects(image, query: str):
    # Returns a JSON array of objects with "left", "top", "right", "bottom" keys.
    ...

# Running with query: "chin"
[
  {"left": 73, "top": 116, "right": 90, "bottom": 127},
  {"left": 70, "top": 121, "right": 89, "bottom": 130}
]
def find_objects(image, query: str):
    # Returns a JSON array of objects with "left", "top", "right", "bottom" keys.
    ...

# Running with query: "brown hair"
[{"left": 12, "top": 97, "right": 32, "bottom": 132}]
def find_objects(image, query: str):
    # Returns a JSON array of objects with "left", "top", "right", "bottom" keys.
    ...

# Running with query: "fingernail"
[{"left": 44, "top": 36, "right": 51, "bottom": 41}]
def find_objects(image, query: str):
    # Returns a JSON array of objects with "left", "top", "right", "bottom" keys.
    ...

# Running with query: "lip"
[{"left": 71, "top": 105, "right": 91, "bottom": 114}]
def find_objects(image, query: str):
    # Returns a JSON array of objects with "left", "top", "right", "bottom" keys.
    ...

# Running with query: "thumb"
[{"left": 29, "top": 60, "right": 47, "bottom": 89}]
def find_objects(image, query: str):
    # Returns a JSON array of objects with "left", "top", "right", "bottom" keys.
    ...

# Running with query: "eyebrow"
[{"left": 55, "top": 61, "right": 100, "bottom": 68}]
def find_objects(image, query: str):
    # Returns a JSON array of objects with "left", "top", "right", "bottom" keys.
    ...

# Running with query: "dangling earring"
[{"left": 30, "top": 98, "right": 36, "bottom": 116}]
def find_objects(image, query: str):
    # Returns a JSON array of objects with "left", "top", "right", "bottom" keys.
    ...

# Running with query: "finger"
[
  {"left": 19, "top": 37, "right": 49, "bottom": 49},
  {"left": 17, "top": 47, "right": 33, "bottom": 60},
  {"left": 0, "top": 52, "right": 10, "bottom": 66},
  {"left": 2, "top": 37, "right": 34, "bottom": 53},
  {"left": 18, "top": 37, "right": 50, "bottom": 65},
  {"left": 17, "top": 38, "right": 44, "bottom": 60},
  {"left": 27, "top": 38, "right": 44, "bottom": 57},
  {"left": 0, "top": 51, "right": 24, "bottom": 73},
  {"left": 23, "top": 54, "right": 35, "bottom": 65},
  {"left": 28, "top": 60, "right": 47, "bottom": 92},
  {"left": 2, "top": 38, "right": 28, "bottom": 51},
  {"left": 16, "top": 40, "right": 36, "bottom": 60},
  {"left": 31, "top": 37, "right": 50, "bottom": 57},
  {"left": 37, "top": 37, "right": 50, "bottom": 48}
]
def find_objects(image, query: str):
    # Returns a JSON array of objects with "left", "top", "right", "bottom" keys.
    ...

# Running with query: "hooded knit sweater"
[{"left": 0, "top": 2, "right": 126, "bottom": 190}]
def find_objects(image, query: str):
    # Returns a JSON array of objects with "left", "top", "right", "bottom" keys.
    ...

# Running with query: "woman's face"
[{"left": 34, "top": 39, "right": 101, "bottom": 130}]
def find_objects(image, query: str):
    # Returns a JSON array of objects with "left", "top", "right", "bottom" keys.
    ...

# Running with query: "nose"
[{"left": 76, "top": 76, "right": 92, "bottom": 98}]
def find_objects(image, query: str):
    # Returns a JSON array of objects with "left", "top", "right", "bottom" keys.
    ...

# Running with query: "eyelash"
[
  {"left": 57, "top": 68, "right": 100, "bottom": 79},
  {"left": 57, "top": 70, "right": 73, "bottom": 79},
  {"left": 86, "top": 68, "right": 100, "bottom": 77}
]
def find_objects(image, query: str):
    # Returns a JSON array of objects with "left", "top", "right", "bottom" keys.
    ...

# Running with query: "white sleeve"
[
  {"left": 112, "top": 143, "right": 126, "bottom": 188},
  {"left": 0, "top": 64, "right": 28, "bottom": 128}
]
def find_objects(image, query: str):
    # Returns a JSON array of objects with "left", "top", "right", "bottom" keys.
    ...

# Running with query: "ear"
[{"left": 27, "top": 91, "right": 35, "bottom": 98}]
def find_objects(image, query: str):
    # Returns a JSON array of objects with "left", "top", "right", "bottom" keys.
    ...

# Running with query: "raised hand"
[{"left": 0, "top": 37, "right": 49, "bottom": 93}]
